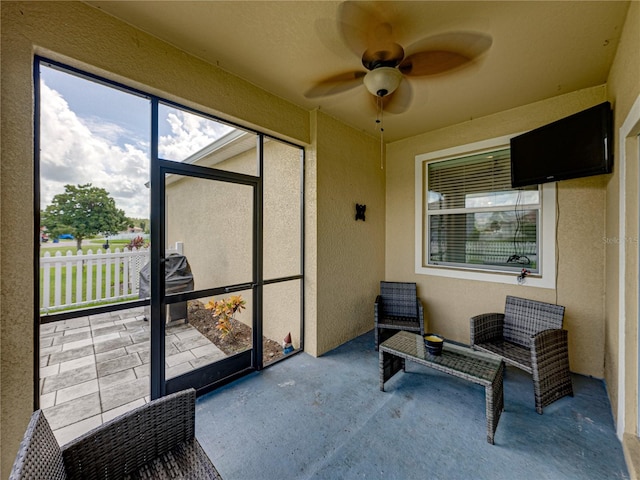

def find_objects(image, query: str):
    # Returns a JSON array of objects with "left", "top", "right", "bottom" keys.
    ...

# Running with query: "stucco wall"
[
  {"left": 0, "top": 1, "right": 314, "bottom": 473},
  {"left": 0, "top": 2, "right": 387, "bottom": 473},
  {"left": 1, "top": 3, "right": 39, "bottom": 475},
  {"left": 2, "top": 0, "right": 636, "bottom": 476},
  {"left": 314, "top": 111, "right": 385, "bottom": 355},
  {"left": 165, "top": 139, "right": 304, "bottom": 348},
  {"left": 605, "top": 0, "right": 640, "bottom": 461},
  {"left": 386, "top": 85, "right": 609, "bottom": 378}
]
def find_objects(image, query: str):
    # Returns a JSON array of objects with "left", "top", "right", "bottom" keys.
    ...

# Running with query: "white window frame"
[{"left": 415, "top": 134, "right": 556, "bottom": 289}]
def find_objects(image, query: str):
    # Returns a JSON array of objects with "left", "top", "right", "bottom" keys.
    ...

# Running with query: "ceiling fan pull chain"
[
  {"left": 380, "top": 127, "right": 384, "bottom": 170},
  {"left": 376, "top": 96, "right": 384, "bottom": 169}
]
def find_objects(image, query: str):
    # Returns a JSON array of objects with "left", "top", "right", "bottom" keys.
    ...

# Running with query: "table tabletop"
[{"left": 379, "top": 331, "right": 502, "bottom": 384}]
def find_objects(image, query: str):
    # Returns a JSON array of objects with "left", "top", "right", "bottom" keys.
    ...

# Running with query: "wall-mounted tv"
[{"left": 510, "top": 101, "right": 613, "bottom": 188}]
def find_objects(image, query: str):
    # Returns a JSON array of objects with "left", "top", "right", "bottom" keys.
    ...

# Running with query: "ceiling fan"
[{"left": 305, "top": 1, "right": 493, "bottom": 114}]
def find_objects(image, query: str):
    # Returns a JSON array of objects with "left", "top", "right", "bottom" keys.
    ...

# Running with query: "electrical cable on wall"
[
  {"left": 507, "top": 188, "right": 531, "bottom": 266},
  {"left": 555, "top": 191, "right": 560, "bottom": 305}
]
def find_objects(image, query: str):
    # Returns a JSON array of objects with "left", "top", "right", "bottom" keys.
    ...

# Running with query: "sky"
[{"left": 39, "top": 65, "right": 233, "bottom": 219}]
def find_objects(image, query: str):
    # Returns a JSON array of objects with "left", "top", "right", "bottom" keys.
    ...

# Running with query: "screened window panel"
[
  {"left": 157, "top": 103, "right": 259, "bottom": 176},
  {"left": 425, "top": 149, "right": 540, "bottom": 273}
]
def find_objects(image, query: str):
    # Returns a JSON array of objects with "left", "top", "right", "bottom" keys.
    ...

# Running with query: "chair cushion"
[
  {"left": 124, "top": 439, "right": 222, "bottom": 480},
  {"left": 474, "top": 340, "right": 533, "bottom": 374},
  {"left": 377, "top": 315, "right": 421, "bottom": 330}
]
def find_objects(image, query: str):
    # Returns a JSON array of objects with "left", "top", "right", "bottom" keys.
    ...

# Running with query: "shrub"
[{"left": 205, "top": 295, "right": 246, "bottom": 341}]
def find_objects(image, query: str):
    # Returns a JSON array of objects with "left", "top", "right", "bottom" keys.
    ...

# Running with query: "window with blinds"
[{"left": 425, "top": 148, "right": 541, "bottom": 273}]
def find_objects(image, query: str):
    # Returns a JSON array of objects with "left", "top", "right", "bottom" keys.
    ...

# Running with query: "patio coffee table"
[{"left": 379, "top": 330, "right": 505, "bottom": 444}]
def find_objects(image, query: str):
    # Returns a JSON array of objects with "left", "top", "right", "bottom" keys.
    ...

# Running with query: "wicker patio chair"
[
  {"left": 10, "top": 388, "right": 222, "bottom": 480},
  {"left": 470, "top": 295, "right": 573, "bottom": 414},
  {"left": 9, "top": 409, "right": 67, "bottom": 480},
  {"left": 375, "top": 281, "right": 424, "bottom": 350}
]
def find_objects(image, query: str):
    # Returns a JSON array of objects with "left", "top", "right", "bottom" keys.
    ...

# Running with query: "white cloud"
[
  {"left": 40, "top": 81, "right": 151, "bottom": 218},
  {"left": 159, "top": 110, "right": 233, "bottom": 160},
  {"left": 40, "top": 81, "right": 230, "bottom": 220}
]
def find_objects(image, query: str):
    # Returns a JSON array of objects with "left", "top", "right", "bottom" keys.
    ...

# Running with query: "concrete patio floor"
[
  {"left": 196, "top": 331, "right": 630, "bottom": 480},
  {"left": 39, "top": 306, "right": 225, "bottom": 446},
  {"left": 38, "top": 315, "right": 631, "bottom": 479}
]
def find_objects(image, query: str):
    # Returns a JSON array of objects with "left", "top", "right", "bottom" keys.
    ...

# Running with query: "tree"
[{"left": 42, "top": 184, "right": 128, "bottom": 250}]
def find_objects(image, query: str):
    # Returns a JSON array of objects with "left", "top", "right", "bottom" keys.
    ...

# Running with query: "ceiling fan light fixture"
[{"left": 363, "top": 67, "right": 402, "bottom": 97}]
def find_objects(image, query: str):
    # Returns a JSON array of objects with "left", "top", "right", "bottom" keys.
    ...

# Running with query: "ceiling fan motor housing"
[{"left": 363, "top": 66, "right": 403, "bottom": 97}]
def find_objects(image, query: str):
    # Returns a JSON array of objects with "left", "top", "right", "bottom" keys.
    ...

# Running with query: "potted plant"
[{"left": 205, "top": 295, "right": 246, "bottom": 342}]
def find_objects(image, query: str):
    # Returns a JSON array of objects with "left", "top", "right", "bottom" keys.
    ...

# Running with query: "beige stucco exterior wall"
[
  {"left": 386, "top": 85, "right": 608, "bottom": 378},
  {"left": 312, "top": 111, "right": 385, "bottom": 356},
  {"left": 165, "top": 139, "right": 304, "bottom": 348},
  {"left": 2, "top": 0, "right": 636, "bottom": 476},
  {"left": 1, "top": 1, "right": 312, "bottom": 474},
  {"left": 1, "top": 2, "right": 387, "bottom": 472},
  {"left": 605, "top": 1, "right": 640, "bottom": 474}
]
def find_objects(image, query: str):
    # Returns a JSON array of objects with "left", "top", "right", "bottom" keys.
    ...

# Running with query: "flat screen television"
[{"left": 510, "top": 101, "right": 613, "bottom": 187}]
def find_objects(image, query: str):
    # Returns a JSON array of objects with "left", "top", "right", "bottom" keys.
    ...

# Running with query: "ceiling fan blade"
[
  {"left": 399, "top": 50, "right": 470, "bottom": 76},
  {"left": 381, "top": 79, "right": 413, "bottom": 114},
  {"left": 339, "top": 1, "right": 405, "bottom": 69},
  {"left": 304, "top": 71, "right": 366, "bottom": 99},
  {"left": 313, "top": 17, "right": 357, "bottom": 62},
  {"left": 338, "top": 1, "right": 380, "bottom": 57},
  {"left": 400, "top": 32, "right": 493, "bottom": 76}
]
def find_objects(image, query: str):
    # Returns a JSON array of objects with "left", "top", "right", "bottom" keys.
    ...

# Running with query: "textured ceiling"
[{"left": 87, "top": 1, "right": 630, "bottom": 142}]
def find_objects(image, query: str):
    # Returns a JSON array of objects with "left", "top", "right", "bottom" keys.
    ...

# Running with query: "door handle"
[{"left": 225, "top": 283, "right": 255, "bottom": 293}]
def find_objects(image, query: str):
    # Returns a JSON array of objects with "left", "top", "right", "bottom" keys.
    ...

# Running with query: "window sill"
[{"left": 415, "top": 263, "right": 554, "bottom": 289}]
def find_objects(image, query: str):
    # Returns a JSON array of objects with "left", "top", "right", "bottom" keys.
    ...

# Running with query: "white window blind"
[{"left": 426, "top": 148, "right": 540, "bottom": 273}]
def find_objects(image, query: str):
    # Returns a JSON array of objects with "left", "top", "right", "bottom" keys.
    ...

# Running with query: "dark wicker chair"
[
  {"left": 470, "top": 295, "right": 573, "bottom": 414},
  {"left": 10, "top": 388, "right": 222, "bottom": 480},
  {"left": 375, "top": 281, "right": 424, "bottom": 350}
]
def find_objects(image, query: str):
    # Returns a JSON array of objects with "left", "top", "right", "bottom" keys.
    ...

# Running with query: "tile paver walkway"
[{"left": 39, "top": 306, "right": 226, "bottom": 445}]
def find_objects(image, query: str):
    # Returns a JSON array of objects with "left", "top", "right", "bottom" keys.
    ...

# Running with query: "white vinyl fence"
[
  {"left": 430, "top": 241, "right": 537, "bottom": 267},
  {"left": 465, "top": 241, "right": 537, "bottom": 266},
  {"left": 40, "top": 247, "right": 150, "bottom": 313}
]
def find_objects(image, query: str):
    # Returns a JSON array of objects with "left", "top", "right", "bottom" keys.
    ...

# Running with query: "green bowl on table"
[{"left": 423, "top": 333, "right": 444, "bottom": 356}]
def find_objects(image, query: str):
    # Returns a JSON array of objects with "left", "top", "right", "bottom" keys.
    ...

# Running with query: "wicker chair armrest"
[
  {"left": 531, "top": 329, "right": 570, "bottom": 364},
  {"left": 470, "top": 313, "right": 504, "bottom": 345},
  {"left": 531, "top": 329, "right": 572, "bottom": 413},
  {"left": 417, "top": 300, "right": 425, "bottom": 331},
  {"left": 62, "top": 389, "right": 197, "bottom": 480},
  {"left": 374, "top": 295, "right": 382, "bottom": 324}
]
